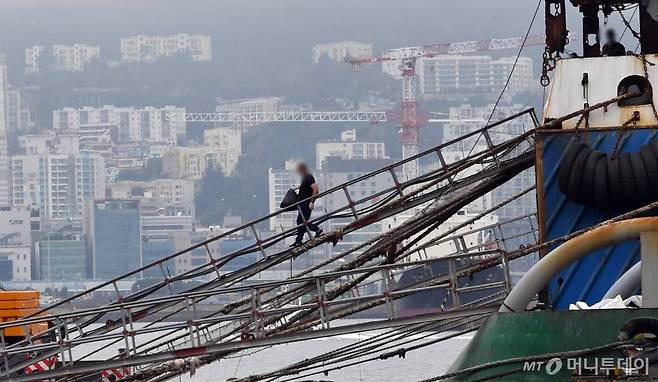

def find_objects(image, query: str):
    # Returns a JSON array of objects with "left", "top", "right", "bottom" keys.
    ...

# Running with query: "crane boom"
[
  {"left": 184, "top": 111, "right": 387, "bottom": 123},
  {"left": 181, "top": 112, "right": 480, "bottom": 124},
  {"left": 347, "top": 35, "right": 545, "bottom": 67}
]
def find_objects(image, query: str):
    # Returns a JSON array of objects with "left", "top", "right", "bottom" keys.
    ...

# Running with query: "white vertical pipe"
[{"left": 641, "top": 232, "right": 658, "bottom": 308}]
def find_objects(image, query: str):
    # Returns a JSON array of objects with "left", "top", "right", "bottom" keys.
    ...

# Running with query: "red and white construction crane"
[{"left": 345, "top": 35, "right": 545, "bottom": 180}]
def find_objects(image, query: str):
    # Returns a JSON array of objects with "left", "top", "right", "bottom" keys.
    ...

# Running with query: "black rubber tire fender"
[
  {"left": 607, "top": 156, "right": 625, "bottom": 207},
  {"left": 558, "top": 141, "right": 587, "bottom": 196},
  {"left": 579, "top": 151, "right": 605, "bottom": 204},
  {"left": 618, "top": 153, "right": 637, "bottom": 207},
  {"left": 567, "top": 147, "right": 592, "bottom": 204},
  {"left": 630, "top": 150, "right": 652, "bottom": 204},
  {"left": 640, "top": 143, "right": 658, "bottom": 195},
  {"left": 594, "top": 156, "right": 611, "bottom": 211},
  {"left": 650, "top": 138, "right": 658, "bottom": 163}
]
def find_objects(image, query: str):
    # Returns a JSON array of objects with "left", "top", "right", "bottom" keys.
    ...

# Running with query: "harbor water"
[{"left": 72, "top": 320, "right": 472, "bottom": 381}]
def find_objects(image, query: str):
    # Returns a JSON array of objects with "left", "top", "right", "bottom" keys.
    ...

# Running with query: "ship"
[
  {"left": 394, "top": 210, "right": 511, "bottom": 316},
  {"left": 446, "top": 0, "right": 658, "bottom": 380}
]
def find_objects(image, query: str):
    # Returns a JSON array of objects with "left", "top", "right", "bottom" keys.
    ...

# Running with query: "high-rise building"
[
  {"left": 416, "top": 56, "right": 534, "bottom": 100},
  {"left": 10, "top": 151, "right": 106, "bottom": 219},
  {"left": 162, "top": 145, "right": 240, "bottom": 178},
  {"left": 53, "top": 106, "right": 186, "bottom": 145},
  {"left": 312, "top": 41, "right": 372, "bottom": 64},
  {"left": 24, "top": 46, "right": 44, "bottom": 74},
  {"left": 36, "top": 238, "right": 87, "bottom": 281},
  {"left": 84, "top": 199, "right": 141, "bottom": 279},
  {"left": 120, "top": 34, "right": 212, "bottom": 63},
  {"left": 0, "top": 208, "right": 40, "bottom": 282},
  {"left": 108, "top": 178, "right": 196, "bottom": 218},
  {"left": 7, "top": 89, "right": 36, "bottom": 137},
  {"left": 0, "top": 246, "right": 31, "bottom": 282},
  {"left": 17, "top": 132, "right": 79, "bottom": 156},
  {"left": 315, "top": 130, "right": 388, "bottom": 170},
  {"left": 25, "top": 44, "right": 100, "bottom": 73},
  {"left": 204, "top": 127, "right": 241, "bottom": 151},
  {"left": 203, "top": 127, "right": 241, "bottom": 171},
  {"left": 0, "top": 57, "right": 10, "bottom": 208}
]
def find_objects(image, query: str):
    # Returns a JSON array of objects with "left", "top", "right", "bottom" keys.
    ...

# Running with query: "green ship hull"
[{"left": 449, "top": 309, "right": 658, "bottom": 381}]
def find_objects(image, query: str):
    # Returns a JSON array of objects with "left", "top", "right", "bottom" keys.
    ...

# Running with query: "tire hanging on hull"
[{"left": 558, "top": 139, "right": 658, "bottom": 211}]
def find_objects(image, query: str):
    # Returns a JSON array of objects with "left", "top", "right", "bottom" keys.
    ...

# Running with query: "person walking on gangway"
[{"left": 292, "top": 163, "right": 323, "bottom": 247}]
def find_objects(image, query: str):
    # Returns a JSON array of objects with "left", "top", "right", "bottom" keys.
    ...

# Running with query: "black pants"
[{"left": 296, "top": 204, "right": 320, "bottom": 242}]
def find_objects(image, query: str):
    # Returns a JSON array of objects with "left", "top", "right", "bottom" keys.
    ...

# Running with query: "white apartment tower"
[
  {"left": 312, "top": 41, "right": 372, "bottom": 64},
  {"left": 121, "top": 34, "right": 212, "bottom": 63},
  {"left": 417, "top": 56, "right": 534, "bottom": 99},
  {"left": 10, "top": 151, "right": 106, "bottom": 219},
  {"left": 24, "top": 46, "right": 44, "bottom": 74},
  {"left": 162, "top": 144, "right": 240, "bottom": 179},
  {"left": 53, "top": 106, "right": 186, "bottom": 145},
  {"left": 7, "top": 89, "right": 35, "bottom": 135},
  {"left": 0, "top": 57, "right": 10, "bottom": 208},
  {"left": 215, "top": 97, "right": 283, "bottom": 130},
  {"left": 315, "top": 130, "right": 388, "bottom": 170},
  {"left": 25, "top": 44, "right": 100, "bottom": 73},
  {"left": 204, "top": 127, "right": 241, "bottom": 156}
]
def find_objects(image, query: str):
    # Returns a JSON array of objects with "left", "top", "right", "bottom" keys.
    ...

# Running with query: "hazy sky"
[
  {"left": 0, "top": 1, "right": 548, "bottom": 59},
  {"left": 0, "top": 0, "right": 636, "bottom": 86}
]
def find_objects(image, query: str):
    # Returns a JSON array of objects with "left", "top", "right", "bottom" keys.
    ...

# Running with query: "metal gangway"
[{"left": 1, "top": 108, "right": 545, "bottom": 381}]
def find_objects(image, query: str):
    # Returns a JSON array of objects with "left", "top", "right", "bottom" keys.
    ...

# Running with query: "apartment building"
[
  {"left": 120, "top": 34, "right": 212, "bottom": 63},
  {"left": 0, "top": 209, "right": 40, "bottom": 282},
  {"left": 203, "top": 127, "right": 241, "bottom": 168},
  {"left": 162, "top": 146, "right": 239, "bottom": 179},
  {"left": 108, "top": 178, "right": 196, "bottom": 218},
  {"left": 215, "top": 97, "right": 282, "bottom": 130},
  {"left": 53, "top": 106, "right": 186, "bottom": 145},
  {"left": 7, "top": 89, "right": 36, "bottom": 136},
  {"left": 24, "top": 46, "right": 44, "bottom": 74},
  {"left": 0, "top": 58, "right": 9, "bottom": 208},
  {"left": 417, "top": 56, "right": 534, "bottom": 99},
  {"left": 10, "top": 151, "right": 106, "bottom": 219},
  {"left": 312, "top": 41, "right": 372, "bottom": 64},
  {"left": 25, "top": 44, "right": 100, "bottom": 73},
  {"left": 315, "top": 130, "right": 388, "bottom": 170}
]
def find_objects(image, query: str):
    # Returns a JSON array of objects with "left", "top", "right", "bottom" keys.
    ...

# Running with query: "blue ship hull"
[{"left": 538, "top": 128, "right": 658, "bottom": 309}]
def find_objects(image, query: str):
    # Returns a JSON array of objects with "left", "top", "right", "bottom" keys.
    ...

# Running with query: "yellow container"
[
  {"left": 0, "top": 291, "right": 39, "bottom": 301},
  {"left": 0, "top": 291, "right": 47, "bottom": 339}
]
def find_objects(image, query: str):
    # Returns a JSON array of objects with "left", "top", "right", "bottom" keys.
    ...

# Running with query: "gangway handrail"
[
  {"left": 0, "top": 252, "right": 500, "bottom": 330},
  {"left": 0, "top": 210, "right": 537, "bottom": 338}
]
